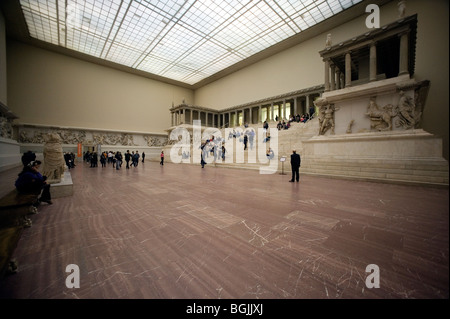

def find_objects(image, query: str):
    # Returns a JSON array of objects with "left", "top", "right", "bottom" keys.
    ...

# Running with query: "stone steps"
[
  {"left": 165, "top": 118, "right": 449, "bottom": 187},
  {"left": 300, "top": 158, "right": 449, "bottom": 186}
]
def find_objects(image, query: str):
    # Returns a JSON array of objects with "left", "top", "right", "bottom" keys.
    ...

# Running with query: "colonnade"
[
  {"left": 321, "top": 15, "right": 414, "bottom": 92},
  {"left": 170, "top": 91, "right": 321, "bottom": 128}
]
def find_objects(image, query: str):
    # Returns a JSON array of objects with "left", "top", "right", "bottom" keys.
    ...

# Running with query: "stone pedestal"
[{"left": 49, "top": 169, "right": 73, "bottom": 198}]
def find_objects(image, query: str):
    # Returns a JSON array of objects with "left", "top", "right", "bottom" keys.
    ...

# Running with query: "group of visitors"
[
  {"left": 83, "top": 150, "right": 147, "bottom": 170},
  {"left": 200, "top": 135, "right": 226, "bottom": 168},
  {"left": 64, "top": 152, "right": 76, "bottom": 169}
]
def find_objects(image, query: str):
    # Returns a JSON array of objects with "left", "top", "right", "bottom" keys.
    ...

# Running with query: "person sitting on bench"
[{"left": 15, "top": 160, "right": 53, "bottom": 205}]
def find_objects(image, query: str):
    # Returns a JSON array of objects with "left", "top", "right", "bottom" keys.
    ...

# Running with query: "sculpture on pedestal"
[
  {"left": 325, "top": 34, "right": 332, "bottom": 49},
  {"left": 42, "top": 133, "right": 66, "bottom": 183}
]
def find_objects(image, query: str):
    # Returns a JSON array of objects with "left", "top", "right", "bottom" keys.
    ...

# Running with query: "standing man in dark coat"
[{"left": 289, "top": 149, "right": 301, "bottom": 182}]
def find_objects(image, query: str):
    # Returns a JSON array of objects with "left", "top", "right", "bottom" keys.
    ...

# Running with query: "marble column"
[
  {"left": 336, "top": 69, "right": 341, "bottom": 89},
  {"left": 258, "top": 105, "right": 262, "bottom": 123},
  {"left": 270, "top": 103, "right": 274, "bottom": 121},
  {"left": 249, "top": 107, "right": 253, "bottom": 124},
  {"left": 330, "top": 63, "right": 336, "bottom": 91},
  {"left": 345, "top": 52, "right": 352, "bottom": 87},
  {"left": 306, "top": 95, "right": 310, "bottom": 113},
  {"left": 398, "top": 31, "right": 409, "bottom": 76},
  {"left": 370, "top": 42, "right": 377, "bottom": 82},
  {"left": 324, "top": 59, "right": 330, "bottom": 91},
  {"left": 293, "top": 98, "right": 297, "bottom": 116}
]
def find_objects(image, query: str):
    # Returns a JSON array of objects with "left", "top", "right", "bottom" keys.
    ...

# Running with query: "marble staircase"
[{"left": 165, "top": 118, "right": 449, "bottom": 187}]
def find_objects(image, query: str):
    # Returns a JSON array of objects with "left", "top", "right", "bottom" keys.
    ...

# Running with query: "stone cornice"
[{"left": 319, "top": 14, "right": 418, "bottom": 59}]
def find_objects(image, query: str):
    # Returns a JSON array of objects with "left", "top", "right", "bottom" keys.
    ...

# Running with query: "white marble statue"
[{"left": 42, "top": 132, "right": 66, "bottom": 183}]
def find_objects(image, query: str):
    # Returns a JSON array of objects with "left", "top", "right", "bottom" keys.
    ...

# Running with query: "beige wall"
[
  {"left": 7, "top": 41, "right": 194, "bottom": 134},
  {"left": 194, "top": 0, "right": 449, "bottom": 159},
  {"left": 194, "top": 36, "right": 324, "bottom": 110}
]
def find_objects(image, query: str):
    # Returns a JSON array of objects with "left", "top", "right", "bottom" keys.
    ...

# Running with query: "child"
[{"left": 160, "top": 151, "right": 164, "bottom": 165}]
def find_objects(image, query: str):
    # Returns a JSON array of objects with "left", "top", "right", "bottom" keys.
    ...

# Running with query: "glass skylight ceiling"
[{"left": 19, "top": 0, "right": 363, "bottom": 85}]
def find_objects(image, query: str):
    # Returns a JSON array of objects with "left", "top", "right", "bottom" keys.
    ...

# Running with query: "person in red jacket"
[{"left": 160, "top": 151, "right": 164, "bottom": 166}]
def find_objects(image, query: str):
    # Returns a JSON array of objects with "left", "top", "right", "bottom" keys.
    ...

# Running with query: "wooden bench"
[
  {"left": 0, "top": 189, "right": 38, "bottom": 228},
  {"left": 0, "top": 189, "right": 39, "bottom": 280}
]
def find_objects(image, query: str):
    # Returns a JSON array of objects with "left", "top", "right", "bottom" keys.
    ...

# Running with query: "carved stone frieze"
[
  {"left": 16, "top": 125, "right": 167, "bottom": 148},
  {"left": 92, "top": 133, "right": 137, "bottom": 146},
  {"left": 365, "top": 83, "right": 428, "bottom": 132},
  {"left": 0, "top": 116, "right": 13, "bottom": 139},
  {"left": 395, "top": 90, "right": 422, "bottom": 129},
  {"left": 366, "top": 97, "right": 396, "bottom": 131},
  {"left": 314, "top": 97, "right": 338, "bottom": 135},
  {"left": 144, "top": 135, "right": 168, "bottom": 147}
]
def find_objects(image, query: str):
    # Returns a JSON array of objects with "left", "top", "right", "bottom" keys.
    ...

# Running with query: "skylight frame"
[{"left": 19, "top": 0, "right": 363, "bottom": 85}]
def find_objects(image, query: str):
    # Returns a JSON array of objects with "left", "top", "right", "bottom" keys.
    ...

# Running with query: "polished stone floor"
[{"left": 0, "top": 159, "right": 448, "bottom": 300}]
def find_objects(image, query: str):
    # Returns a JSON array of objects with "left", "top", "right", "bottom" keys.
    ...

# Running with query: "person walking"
[
  {"left": 125, "top": 150, "right": 131, "bottom": 169},
  {"left": 115, "top": 151, "right": 122, "bottom": 170},
  {"left": 289, "top": 149, "right": 301, "bottom": 183},
  {"left": 160, "top": 150, "right": 164, "bottom": 165}
]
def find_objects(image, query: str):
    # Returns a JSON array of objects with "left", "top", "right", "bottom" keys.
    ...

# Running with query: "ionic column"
[
  {"left": 293, "top": 98, "right": 297, "bottom": 116},
  {"left": 306, "top": 95, "right": 310, "bottom": 113},
  {"left": 270, "top": 103, "right": 274, "bottom": 121},
  {"left": 324, "top": 59, "right": 330, "bottom": 91},
  {"left": 336, "top": 69, "right": 341, "bottom": 89},
  {"left": 345, "top": 52, "right": 352, "bottom": 87},
  {"left": 258, "top": 105, "right": 262, "bottom": 123},
  {"left": 330, "top": 63, "right": 336, "bottom": 91},
  {"left": 282, "top": 100, "right": 286, "bottom": 120},
  {"left": 370, "top": 42, "right": 377, "bottom": 81},
  {"left": 398, "top": 31, "right": 409, "bottom": 76},
  {"left": 249, "top": 108, "right": 252, "bottom": 124}
]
